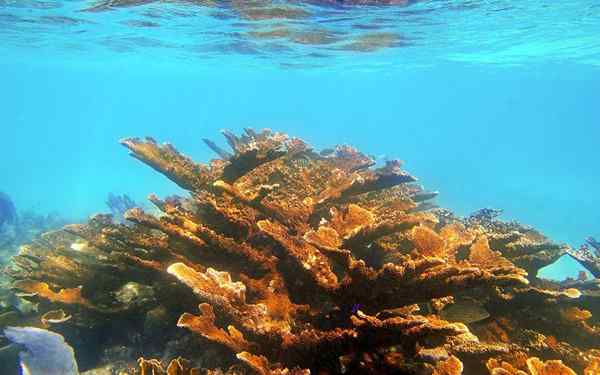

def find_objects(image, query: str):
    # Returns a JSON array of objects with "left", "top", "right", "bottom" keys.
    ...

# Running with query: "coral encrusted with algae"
[{"left": 6, "top": 129, "right": 599, "bottom": 374}]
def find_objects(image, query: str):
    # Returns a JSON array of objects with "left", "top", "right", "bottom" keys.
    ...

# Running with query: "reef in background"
[
  {"left": 568, "top": 237, "right": 600, "bottom": 279},
  {"left": 106, "top": 193, "right": 143, "bottom": 224},
  {"left": 0, "top": 192, "right": 68, "bottom": 264},
  {"left": 0, "top": 192, "right": 17, "bottom": 250},
  {"left": 0, "top": 193, "right": 17, "bottom": 227},
  {"left": 4, "top": 129, "right": 599, "bottom": 374}
]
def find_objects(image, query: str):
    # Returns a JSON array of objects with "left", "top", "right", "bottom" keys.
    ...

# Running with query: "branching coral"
[
  {"left": 567, "top": 238, "right": 600, "bottom": 279},
  {"left": 106, "top": 193, "right": 141, "bottom": 224},
  {"left": 6, "top": 129, "right": 599, "bottom": 374}
]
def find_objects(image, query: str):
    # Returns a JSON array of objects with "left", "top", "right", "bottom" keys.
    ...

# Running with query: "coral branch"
[{"left": 7, "top": 128, "right": 597, "bottom": 375}]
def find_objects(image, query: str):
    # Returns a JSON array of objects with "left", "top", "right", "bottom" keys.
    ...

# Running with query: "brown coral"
[{"left": 7, "top": 129, "right": 599, "bottom": 374}]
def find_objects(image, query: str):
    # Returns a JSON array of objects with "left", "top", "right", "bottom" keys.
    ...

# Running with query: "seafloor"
[{"left": 1, "top": 128, "right": 598, "bottom": 375}]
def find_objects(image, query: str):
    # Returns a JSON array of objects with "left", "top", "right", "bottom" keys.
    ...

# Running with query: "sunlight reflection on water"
[{"left": 1, "top": 1, "right": 599, "bottom": 69}]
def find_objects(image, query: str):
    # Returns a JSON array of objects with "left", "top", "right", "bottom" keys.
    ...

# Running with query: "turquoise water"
[
  {"left": 2, "top": 1, "right": 599, "bottom": 67},
  {"left": 1, "top": 0, "right": 599, "bottom": 279}
]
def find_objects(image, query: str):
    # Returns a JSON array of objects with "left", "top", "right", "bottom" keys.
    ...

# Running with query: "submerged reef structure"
[
  {"left": 106, "top": 193, "right": 141, "bottom": 224},
  {"left": 568, "top": 238, "right": 600, "bottom": 279},
  {"left": 0, "top": 192, "right": 67, "bottom": 264},
  {"left": 5, "top": 129, "right": 600, "bottom": 374},
  {"left": 0, "top": 192, "right": 17, "bottom": 248},
  {"left": 0, "top": 192, "right": 17, "bottom": 229}
]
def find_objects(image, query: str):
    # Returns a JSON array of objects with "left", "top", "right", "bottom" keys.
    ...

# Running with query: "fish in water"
[
  {"left": 0, "top": 192, "right": 17, "bottom": 227},
  {"left": 439, "top": 299, "right": 490, "bottom": 324},
  {"left": 3, "top": 326, "right": 79, "bottom": 375}
]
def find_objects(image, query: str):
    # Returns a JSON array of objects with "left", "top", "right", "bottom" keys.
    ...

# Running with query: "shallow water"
[
  {"left": 1, "top": 1, "right": 599, "bottom": 67},
  {"left": 0, "top": 1, "right": 599, "bottom": 372}
]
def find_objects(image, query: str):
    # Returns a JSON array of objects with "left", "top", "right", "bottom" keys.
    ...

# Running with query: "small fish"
[
  {"left": 4, "top": 326, "right": 79, "bottom": 375},
  {"left": 439, "top": 299, "right": 490, "bottom": 324}
]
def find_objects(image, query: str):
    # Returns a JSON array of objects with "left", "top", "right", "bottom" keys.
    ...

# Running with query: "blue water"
[{"left": 1, "top": 0, "right": 599, "bottom": 279}]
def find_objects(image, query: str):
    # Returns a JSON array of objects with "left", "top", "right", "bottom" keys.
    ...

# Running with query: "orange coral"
[
  {"left": 411, "top": 225, "right": 446, "bottom": 257},
  {"left": 137, "top": 357, "right": 203, "bottom": 375},
  {"left": 468, "top": 236, "right": 515, "bottom": 269},
  {"left": 560, "top": 307, "right": 592, "bottom": 323},
  {"left": 7, "top": 129, "right": 599, "bottom": 375},
  {"left": 487, "top": 358, "right": 528, "bottom": 375},
  {"left": 13, "top": 280, "right": 90, "bottom": 307},
  {"left": 487, "top": 356, "right": 584, "bottom": 375},
  {"left": 584, "top": 355, "right": 600, "bottom": 375},
  {"left": 526, "top": 357, "right": 576, "bottom": 375},
  {"left": 433, "top": 356, "right": 464, "bottom": 375},
  {"left": 177, "top": 303, "right": 252, "bottom": 353}
]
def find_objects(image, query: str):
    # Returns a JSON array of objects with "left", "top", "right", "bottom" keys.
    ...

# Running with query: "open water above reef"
[
  {"left": 1, "top": 0, "right": 600, "bottom": 67},
  {"left": 1, "top": 1, "right": 600, "bottom": 279}
]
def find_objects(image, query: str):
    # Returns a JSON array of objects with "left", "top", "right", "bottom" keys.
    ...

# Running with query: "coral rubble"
[{"left": 6, "top": 129, "right": 599, "bottom": 374}]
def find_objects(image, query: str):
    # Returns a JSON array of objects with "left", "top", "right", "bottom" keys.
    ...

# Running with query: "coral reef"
[
  {"left": 0, "top": 209, "right": 67, "bottom": 265},
  {"left": 0, "top": 192, "right": 17, "bottom": 228},
  {"left": 568, "top": 237, "right": 600, "bottom": 278},
  {"left": 14, "top": 211, "right": 68, "bottom": 243},
  {"left": 106, "top": 193, "right": 141, "bottom": 224},
  {"left": 0, "top": 192, "right": 17, "bottom": 248},
  {"left": 1, "top": 191, "right": 68, "bottom": 268},
  {"left": 5, "top": 129, "right": 599, "bottom": 374}
]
